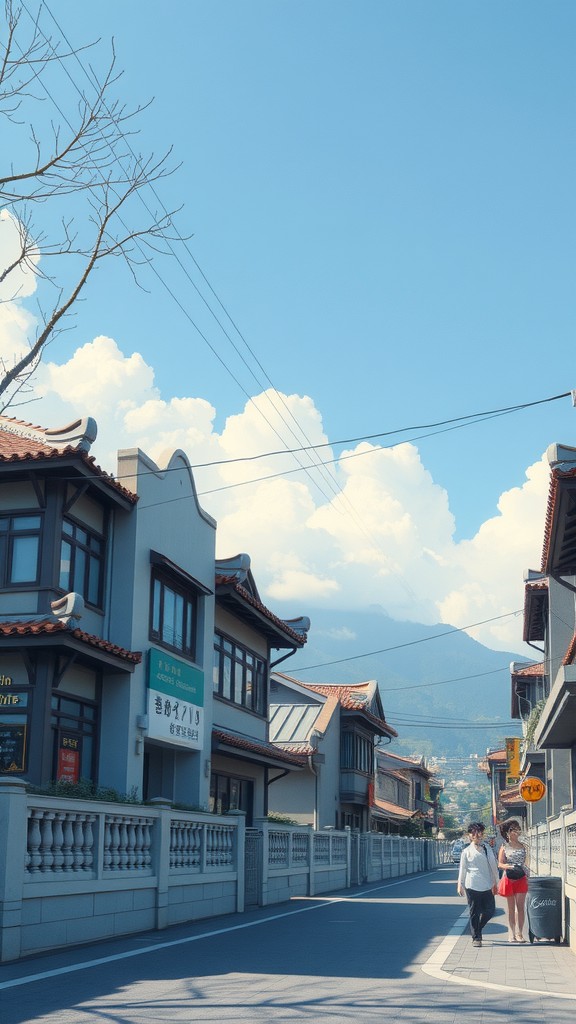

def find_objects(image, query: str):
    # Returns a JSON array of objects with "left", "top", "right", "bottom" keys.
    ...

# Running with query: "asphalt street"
[{"left": 1, "top": 865, "right": 575, "bottom": 1023}]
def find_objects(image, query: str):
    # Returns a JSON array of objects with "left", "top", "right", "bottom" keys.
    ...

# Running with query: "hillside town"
[
  {"left": 2, "top": 3, "right": 576, "bottom": 1020},
  {"left": 0, "top": 409, "right": 575, "bottom": 965}
]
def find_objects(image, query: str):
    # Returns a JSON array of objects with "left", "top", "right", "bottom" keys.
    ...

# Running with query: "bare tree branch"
[{"left": 0, "top": 0, "right": 179, "bottom": 408}]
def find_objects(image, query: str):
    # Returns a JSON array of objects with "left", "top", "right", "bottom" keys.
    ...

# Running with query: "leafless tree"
[{"left": 0, "top": 0, "right": 178, "bottom": 410}]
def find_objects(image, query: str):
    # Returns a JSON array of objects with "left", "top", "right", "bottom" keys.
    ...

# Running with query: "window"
[
  {"left": 51, "top": 692, "right": 98, "bottom": 784},
  {"left": 60, "top": 517, "right": 104, "bottom": 607},
  {"left": 150, "top": 573, "right": 197, "bottom": 658},
  {"left": 0, "top": 514, "right": 41, "bottom": 586},
  {"left": 340, "top": 731, "right": 373, "bottom": 773},
  {"left": 209, "top": 772, "right": 254, "bottom": 825},
  {"left": 213, "top": 632, "right": 266, "bottom": 715}
]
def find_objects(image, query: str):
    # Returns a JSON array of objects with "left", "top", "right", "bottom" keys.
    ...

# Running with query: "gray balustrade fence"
[{"left": 0, "top": 779, "right": 451, "bottom": 963}]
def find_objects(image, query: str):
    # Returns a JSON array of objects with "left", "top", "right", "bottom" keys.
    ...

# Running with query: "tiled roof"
[
  {"left": 0, "top": 415, "right": 137, "bottom": 504},
  {"left": 499, "top": 784, "right": 523, "bottom": 806},
  {"left": 485, "top": 748, "right": 506, "bottom": 762},
  {"left": 540, "top": 451, "right": 576, "bottom": 573},
  {"left": 297, "top": 681, "right": 398, "bottom": 738},
  {"left": 0, "top": 620, "right": 141, "bottom": 664},
  {"left": 511, "top": 662, "right": 545, "bottom": 678},
  {"left": 563, "top": 633, "right": 576, "bottom": 665},
  {"left": 212, "top": 728, "right": 306, "bottom": 766},
  {"left": 215, "top": 579, "right": 307, "bottom": 646},
  {"left": 273, "top": 741, "right": 315, "bottom": 756},
  {"left": 371, "top": 796, "right": 416, "bottom": 820}
]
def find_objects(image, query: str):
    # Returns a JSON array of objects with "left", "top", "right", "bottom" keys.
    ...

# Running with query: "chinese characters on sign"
[
  {"left": 57, "top": 735, "right": 81, "bottom": 783},
  {"left": 0, "top": 722, "right": 27, "bottom": 772},
  {"left": 505, "top": 736, "right": 521, "bottom": 786},
  {"left": 147, "top": 648, "right": 204, "bottom": 750},
  {"left": 0, "top": 674, "right": 28, "bottom": 773},
  {"left": 519, "top": 776, "right": 546, "bottom": 803}
]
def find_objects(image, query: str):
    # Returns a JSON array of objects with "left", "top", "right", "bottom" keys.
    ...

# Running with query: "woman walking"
[
  {"left": 497, "top": 819, "right": 529, "bottom": 942},
  {"left": 457, "top": 822, "right": 499, "bottom": 947}
]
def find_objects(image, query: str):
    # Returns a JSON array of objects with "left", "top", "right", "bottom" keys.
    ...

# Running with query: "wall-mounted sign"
[
  {"left": 147, "top": 648, "right": 204, "bottom": 750},
  {"left": 0, "top": 721, "right": 27, "bottom": 773},
  {"left": 505, "top": 736, "right": 521, "bottom": 786},
  {"left": 57, "top": 734, "right": 81, "bottom": 783},
  {"left": 519, "top": 776, "right": 546, "bottom": 803}
]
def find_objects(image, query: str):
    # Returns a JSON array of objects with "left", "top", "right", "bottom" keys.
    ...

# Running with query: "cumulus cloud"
[
  {"left": 13, "top": 335, "right": 551, "bottom": 657},
  {"left": 0, "top": 210, "right": 40, "bottom": 365}
]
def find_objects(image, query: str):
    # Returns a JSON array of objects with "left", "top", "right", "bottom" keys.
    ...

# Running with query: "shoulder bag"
[{"left": 505, "top": 865, "right": 525, "bottom": 880}]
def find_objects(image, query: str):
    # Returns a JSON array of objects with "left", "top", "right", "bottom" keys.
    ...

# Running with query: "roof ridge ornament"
[
  {"left": 51, "top": 592, "right": 85, "bottom": 625},
  {"left": 0, "top": 415, "right": 97, "bottom": 452},
  {"left": 215, "top": 553, "right": 251, "bottom": 583},
  {"left": 280, "top": 615, "right": 310, "bottom": 638},
  {"left": 547, "top": 442, "right": 576, "bottom": 471}
]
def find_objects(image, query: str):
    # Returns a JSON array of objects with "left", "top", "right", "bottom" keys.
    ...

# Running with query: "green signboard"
[
  {"left": 148, "top": 648, "right": 204, "bottom": 704},
  {"left": 147, "top": 648, "right": 204, "bottom": 750}
]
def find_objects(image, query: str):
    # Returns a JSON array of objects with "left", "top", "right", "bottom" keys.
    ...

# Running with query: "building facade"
[
  {"left": 0, "top": 414, "right": 308, "bottom": 812},
  {"left": 269, "top": 672, "right": 398, "bottom": 830}
]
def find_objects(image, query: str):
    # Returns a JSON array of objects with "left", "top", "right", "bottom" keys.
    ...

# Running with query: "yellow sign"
[
  {"left": 519, "top": 776, "right": 546, "bottom": 803},
  {"left": 505, "top": 737, "right": 521, "bottom": 786}
]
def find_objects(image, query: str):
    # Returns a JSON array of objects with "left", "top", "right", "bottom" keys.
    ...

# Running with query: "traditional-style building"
[
  {"left": 0, "top": 414, "right": 308, "bottom": 813},
  {"left": 268, "top": 672, "right": 398, "bottom": 830},
  {"left": 373, "top": 749, "right": 444, "bottom": 835},
  {"left": 210, "top": 556, "right": 309, "bottom": 824}
]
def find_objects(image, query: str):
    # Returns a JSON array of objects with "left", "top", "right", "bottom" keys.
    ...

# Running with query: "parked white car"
[{"left": 451, "top": 839, "right": 468, "bottom": 863}]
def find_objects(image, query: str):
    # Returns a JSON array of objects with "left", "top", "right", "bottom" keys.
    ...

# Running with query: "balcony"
[{"left": 534, "top": 663, "right": 576, "bottom": 749}]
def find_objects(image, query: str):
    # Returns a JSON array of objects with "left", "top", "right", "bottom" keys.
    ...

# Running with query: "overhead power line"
[{"left": 291, "top": 610, "right": 522, "bottom": 672}]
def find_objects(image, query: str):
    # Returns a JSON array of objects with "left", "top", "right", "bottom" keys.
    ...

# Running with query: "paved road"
[{"left": 1, "top": 865, "right": 576, "bottom": 1023}]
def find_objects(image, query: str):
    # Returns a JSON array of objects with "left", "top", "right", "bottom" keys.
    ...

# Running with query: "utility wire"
[
  {"left": 291, "top": 611, "right": 522, "bottom": 672},
  {"left": 30, "top": 0, "right": 350, "bottom": 513},
  {"left": 21, "top": 0, "right": 423, "bottom": 599}
]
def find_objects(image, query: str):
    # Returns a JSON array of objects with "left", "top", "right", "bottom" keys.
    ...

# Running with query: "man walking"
[{"left": 457, "top": 821, "right": 499, "bottom": 947}]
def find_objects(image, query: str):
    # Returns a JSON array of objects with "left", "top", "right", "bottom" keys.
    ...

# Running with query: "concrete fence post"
[
  {"left": 148, "top": 798, "right": 172, "bottom": 931},
  {"left": 0, "top": 778, "right": 28, "bottom": 962},
  {"left": 233, "top": 812, "right": 246, "bottom": 913},
  {"left": 307, "top": 826, "right": 315, "bottom": 897},
  {"left": 345, "top": 828, "right": 352, "bottom": 889}
]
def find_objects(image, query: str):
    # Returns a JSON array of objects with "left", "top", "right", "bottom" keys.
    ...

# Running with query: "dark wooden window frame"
[
  {"left": 0, "top": 512, "right": 42, "bottom": 587},
  {"left": 213, "top": 630, "right": 267, "bottom": 716},
  {"left": 60, "top": 514, "right": 105, "bottom": 608}
]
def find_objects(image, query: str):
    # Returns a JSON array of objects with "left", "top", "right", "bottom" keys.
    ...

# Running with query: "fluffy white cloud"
[
  {"left": 0, "top": 210, "right": 40, "bottom": 365},
  {"left": 0, "top": 210, "right": 39, "bottom": 302},
  {"left": 17, "top": 336, "right": 550, "bottom": 657}
]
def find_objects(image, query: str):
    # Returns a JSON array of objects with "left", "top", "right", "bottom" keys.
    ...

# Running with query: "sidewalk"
[{"left": 434, "top": 902, "right": 576, "bottom": 999}]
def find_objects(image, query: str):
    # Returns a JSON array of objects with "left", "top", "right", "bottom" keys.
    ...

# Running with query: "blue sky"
[{"left": 2, "top": 1, "right": 575, "bottom": 655}]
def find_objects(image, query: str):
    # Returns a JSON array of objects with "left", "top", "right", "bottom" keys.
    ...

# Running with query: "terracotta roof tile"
[
  {"left": 212, "top": 728, "right": 305, "bottom": 766},
  {"left": 486, "top": 748, "right": 506, "bottom": 762},
  {"left": 499, "top": 785, "right": 523, "bottom": 806},
  {"left": 274, "top": 741, "right": 315, "bottom": 756},
  {"left": 0, "top": 620, "right": 141, "bottom": 663},
  {"left": 216, "top": 579, "right": 307, "bottom": 646},
  {"left": 511, "top": 662, "right": 545, "bottom": 678},
  {"left": 541, "top": 464, "right": 576, "bottom": 571},
  {"left": 0, "top": 416, "right": 137, "bottom": 504},
  {"left": 563, "top": 633, "right": 576, "bottom": 666},
  {"left": 372, "top": 796, "right": 416, "bottom": 820},
  {"left": 297, "top": 681, "right": 398, "bottom": 738}
]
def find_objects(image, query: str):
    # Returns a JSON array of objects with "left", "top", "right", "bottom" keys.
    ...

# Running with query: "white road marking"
[{"left": 0, "top": 874, "right": 417, "bottom": 991}]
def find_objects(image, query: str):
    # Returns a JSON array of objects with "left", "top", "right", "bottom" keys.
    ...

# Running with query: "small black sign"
[{"left": 0, "top": 721, "right": 27, "bottom": 772}]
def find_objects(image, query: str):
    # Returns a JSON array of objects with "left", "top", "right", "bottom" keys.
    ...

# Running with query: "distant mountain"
[{"left": 282, "top": 605, "right": 525, "bottom": 762}]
